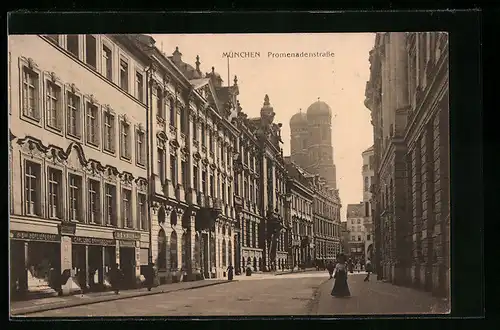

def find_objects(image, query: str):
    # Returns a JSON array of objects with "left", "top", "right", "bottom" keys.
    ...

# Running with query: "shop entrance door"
[
  {"left": 119, "top": 247, "right": 136, "bottom": 289},
  {"left": 103, "top": 246, "right": 116, "bottom": 286},
  {"left": 72, "top": 244, "right": 87, "bottom": 292},
  {"left": 88, "top": 246, "right": 103, "bottom": 291},
  {"left": 10, "top": 240, "right": 27, "bottom": 297}
]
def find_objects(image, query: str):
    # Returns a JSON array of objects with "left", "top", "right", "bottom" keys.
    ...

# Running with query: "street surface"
[{"left": 24, "top": 272, "right": 449, "bottom": 317}]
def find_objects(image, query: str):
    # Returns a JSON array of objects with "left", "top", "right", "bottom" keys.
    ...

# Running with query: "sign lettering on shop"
[
  {"left": 113, "top": 231, "right": 140, "bottom": 241},
  {"left": 10, "top": 231, "right": 60, "bottom": 242},
  {"left": 72, "top": 236, "right": 115, "bottom": 246},
  {"left": 118, "top": 240, "right": 136, "bottom": 248}
]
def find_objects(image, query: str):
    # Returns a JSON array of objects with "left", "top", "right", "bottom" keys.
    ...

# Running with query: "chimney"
[{"left": 172, "top": 46, "right": 182, "bottom": 63}]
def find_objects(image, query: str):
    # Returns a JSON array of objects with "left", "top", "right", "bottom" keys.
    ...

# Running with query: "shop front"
[
  {"left": 10, "top": 230, "right": 61, "bottom": 298},
  {"left": 114, "top": 231, "right": 141, "bottom": 289},
  {"left": 71, "top": 236, "right": 116, "bottom": 292}
]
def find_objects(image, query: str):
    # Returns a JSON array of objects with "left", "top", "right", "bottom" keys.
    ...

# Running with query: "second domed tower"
[{"left": 289, "top": 99, "right": 337, "bottom": 189}]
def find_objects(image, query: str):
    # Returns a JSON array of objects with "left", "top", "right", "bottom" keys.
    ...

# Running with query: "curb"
[
  {"left": 274, "top": 269, "right": 316, "bottom": 276},
  {"left": 11, "top": 280, "right": 235, "bottom": 316}
]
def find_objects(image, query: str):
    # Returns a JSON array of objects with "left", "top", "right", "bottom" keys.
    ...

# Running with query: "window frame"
[
  {"left": 104, "top": 182, "right": 118, "bottom": 226},
  {"left": 47, "top": 165, "right": 64, "bottom": 220},
  {"left": 119, "top": 116, "right": 132, "bottom": 162},
  {"left": 102, "top": 105, "right": 116, "bottom": 155},
  {"left": 67, "top": 171, "right": 84, "bottom": 223},
  {"left": 122, "top": 188, "right": 133, "bottom": 228},
  {"left": 135, "top": 125, "right": 146, "bottom": 167},
  {"left": 137, "top": 192, "right": 147, "bottom": 231},
  {"left": 43, "top": 71, "right": 64, "bottom": 134},
  {"left": 119, "top": 56, "right": 130, "bottom": 92},
  {"left": 84, "top": 95, "right": 101, "bottom": 149},
  {"left": 101, "top": 40, "right": 113, "bottom": 82},
  {"left": 19, "top": 57, "right": 43, "bottom": 126},
  {"left": 23, "top": 158, "right": 43, "bottom": 217},
  {"left": 64, "top": 83, "right": 83, "bottom": 141},
  {"left": 135, "top": 68, "right": 144, "bottom": 103},
  {"left": 84, "top": 34, "right": 98, "bottom": 70},
  {"left": 88, "top": 178, "right": 102, "bottom": 225},
  {"left": 66, "top": 34, "right": 80, "bottom": 59}
]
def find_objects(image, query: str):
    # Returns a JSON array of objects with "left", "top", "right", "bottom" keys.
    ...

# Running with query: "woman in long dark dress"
[{"left": 331, "top": 254, "right": 351, "bottom": 298}]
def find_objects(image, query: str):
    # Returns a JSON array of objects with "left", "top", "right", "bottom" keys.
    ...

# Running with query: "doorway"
[
  {"left": 119, "top": 247, "right": 136, "bottom": 289},
  {"left": 72, "top": 244, "right": 87, "bottom": 291},
  {"left": 88, "top": 246, "right": 104, "bottom": 291}
]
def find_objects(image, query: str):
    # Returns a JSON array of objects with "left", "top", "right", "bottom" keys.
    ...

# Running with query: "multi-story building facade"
[
  {"left": 9, "top": 34, "right": 152, "bottom": 297},
  {"left": 365, "top": 32, "right": 449, "bottom": 297},
  {"left": 311, "top": 176, "right": 342, "bottom": 263},
  {"left": 346, "top": 203, "right": 366, "bottom": 260},
  {"left": 284, "top": 157, "right": 314, "bottom": 269},
  {"left": 136, "top": 42, "right": 240, "bottom": 282},
  {"left": 231, "top": 95, "right": 288, "bottom": 272},
  {"left": 362, "top": 146, "right": 375, "bottom": 261}
]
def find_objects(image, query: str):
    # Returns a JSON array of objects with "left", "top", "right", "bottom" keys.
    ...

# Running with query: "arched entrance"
[
  {"left": 222, "top": 239, "right": 227, "bottom": 267},
  {"left": 157, "top": 229, "right": 167, "bottom": 270},
  {"left": 181, "top": 232, "right": 188, "bottom": 272},
  {"left": 169, "top": 231, "right": 178, "bottom": 272},
  {"left": 194, "top": 233, "right": 201, "bottom": 271}
]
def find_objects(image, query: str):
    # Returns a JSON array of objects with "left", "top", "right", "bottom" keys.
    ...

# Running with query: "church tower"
[
  {"left": 289, "top": 110, "right": 309, "bottom": 169},
  {"left": 305, "top": 99, "right": 337, "bottom": 189}
]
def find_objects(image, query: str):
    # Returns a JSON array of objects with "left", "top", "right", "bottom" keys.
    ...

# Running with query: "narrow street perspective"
[
  {"left": 17, "top": 271, "right": 447, "bottom": 317},
  {"left": 8, "top": 30, "right": 450, "bottom": 317}
]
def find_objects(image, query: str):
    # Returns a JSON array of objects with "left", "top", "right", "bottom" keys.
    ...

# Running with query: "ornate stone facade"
[{"left": 365, "top": 32, "right": 449, "bottom": 297}]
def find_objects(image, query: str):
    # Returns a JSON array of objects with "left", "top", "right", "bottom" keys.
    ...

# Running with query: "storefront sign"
[
  {"left": 10, "top": 231, "right": 60, "bottom": 242},
  {"left": 72, "top": 236, "right": 115, "bottom": 246},
  {"left": 119, "top": 240, "right": 136, "bottom": 248},
  {"left": 113, "top": 230, "right": 141, "bottom": 241},
  {"left": 58, "top": 222, "right": 77, "bottom": 236}
]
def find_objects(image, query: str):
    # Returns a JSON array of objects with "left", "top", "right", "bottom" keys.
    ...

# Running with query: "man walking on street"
[{"left": 364, "top": 258, "right": 373, "bottom": 282}]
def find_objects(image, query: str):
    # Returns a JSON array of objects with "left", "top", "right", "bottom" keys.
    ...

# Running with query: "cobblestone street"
[{"left": 19, "top": 272, "right": 449, "bottom": 317}]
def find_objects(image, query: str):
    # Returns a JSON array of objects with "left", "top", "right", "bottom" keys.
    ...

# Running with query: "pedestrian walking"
[
  {"left": 227, "top": 264, "right": 234, "bottom": 281},
  {"left": 331, "top": 253, "right": 351, "bottom": 298},
  {"left": 326, "top": 261, "right": 335, "bottom": 279},
  {"left": 364, "top": 258, "right": 373, "bottom": 282},
  {"left": 110, "top": 263, "right": 124, "bottom": 295}
]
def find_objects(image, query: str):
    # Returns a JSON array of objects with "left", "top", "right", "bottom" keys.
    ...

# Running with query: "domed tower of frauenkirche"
[
  {"left": 289, "top": 109, "right": 309, "bottom": 169},
  {"left": 289, "top": 99, "right": 337, "bottom": 189}
]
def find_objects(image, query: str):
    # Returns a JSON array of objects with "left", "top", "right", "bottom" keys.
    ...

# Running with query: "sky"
[{"left": 153, "top": 33, "right": 375, "bottom": 221}]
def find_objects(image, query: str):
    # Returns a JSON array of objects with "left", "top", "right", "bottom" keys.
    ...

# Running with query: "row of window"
[
  {"left": 24, "top": 160, "right": 148, "bottom": 230},
  {"left": 314, "top": 219, "right": 339, "bottom": 238},
  {"left": 45, "top": 34, "right": 146, "bottom": 103},
  {"left": 350, "top": 234, "right": 371, "bottom": 242},
  {"left": 21, "top": 63, "right": 148, "bottom": 167}
]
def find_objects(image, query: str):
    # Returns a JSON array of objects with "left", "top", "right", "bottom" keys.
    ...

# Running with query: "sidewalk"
[
  {"left": 10, "top": 279, "right": 232, "bottom": 316},
  {"left": 274, "top": 267, "right": 317, "bottom": 276}
]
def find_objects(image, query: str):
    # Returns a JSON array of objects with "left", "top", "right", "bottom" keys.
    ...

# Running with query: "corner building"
[
  {"left": 232, "top": 96, "right": 288, "bottom": 272},
  {"left": 9, "top": 34, "right": 151, "bottom": 296},
  {"left": 365, "top": 32, "right": 449, "bottom": 297}
]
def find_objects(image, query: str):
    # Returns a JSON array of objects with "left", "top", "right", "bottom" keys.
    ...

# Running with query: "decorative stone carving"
[
  {"left": 135, "top": 177, "right": 148, "bottom": 192},
  {"left": 103, "top": 166, "right": 120, "bottom": 181},
  {"left": 165, "top": 205, "right": 173, "bottom": 216},
  {"left": 25, "top": 57, "right": 38, "bottom": 70},
  {"left": 121, "top": 171, "right": 134, "bottom": 186},
  {"left": 169, "top": 139, "right": 180, "bottom": 150},
  {"left": 85, "top": 159, "right": 104, "bottom": 176},
  {"left": 193, "top": 151, "right": 201, "bottom": 162},
  {"left": 202, "top": 158, "right": 209, "bottom": 166}
]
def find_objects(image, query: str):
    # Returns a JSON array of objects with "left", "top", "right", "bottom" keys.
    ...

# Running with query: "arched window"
[
  {"left": 158, "top": 206, "right": 166, "bottom": 224},
  {"left": 169, "top": 231, "right": 178, "bottom": 271},
  {"left": 157, "top": 229, "right": 167, "bottom": 269},
  {"left": 222, "top": 239, "right": 227, "bottom": 267},
  {"left": 170, "top": 209, "right": 177, "bottom": 227}
]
